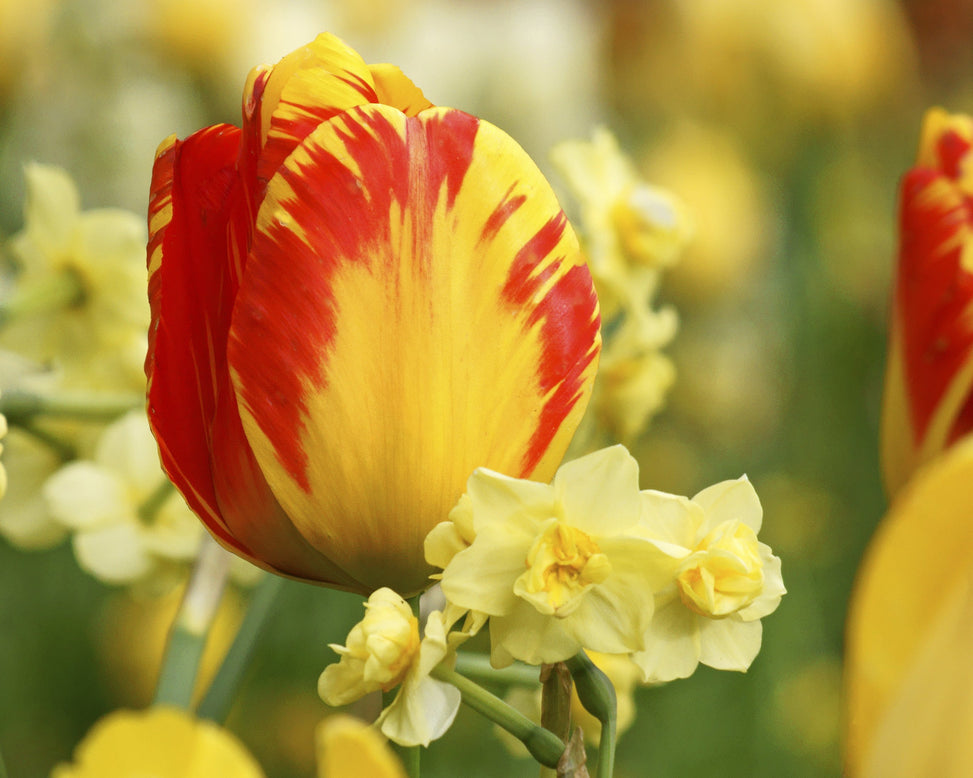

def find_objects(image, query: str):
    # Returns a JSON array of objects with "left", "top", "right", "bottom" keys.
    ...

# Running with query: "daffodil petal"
[
  {"left": 73, "top": 523, "right": 153, "bottom": 583},
  {"left": 691, "top": 476, "right": 762, "bottom": 534},
  {"left": 44, "top": 462, "right": 128, "bottom": 529},
  {"left": 488, "top": 599, "right": 582, "bottom": 666},
  {"left": 439, "top": 519, "right": 538, "bottom": 616},
  {"left": 229, "top": 104, "right": 599, "bottom": 594},
  {"left": 696, "top": 616, "right": 762, "bottom": 672},
  {"left": 638, "top": 489, "right": 701, "bottom": 548},
  {"left": 553, "top": 445, "right": 640, "bottom": 535},
  {"left": 630, "top": 598, "right": 701, "bottom": 683},
  {"left": 465, "top": 468, "right": 554, "bottom": 532},
  {"left": 380, "top": 675, "right": 461, "bottom": 748},
  {"left": 737, "top": 544, "right": 786, "bottom": 620}
]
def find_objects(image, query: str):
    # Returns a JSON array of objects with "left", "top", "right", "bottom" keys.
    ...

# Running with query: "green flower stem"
[
  {"left": 138, "top": 479, "right": 175, "bottom": 524},
  {"left": 197, "top": 573, "right": 286, "bottom": 723},
  {"left": 430, "top": 664, "right": 565, "bottom": 768},
  {"left": 0, "top": 270, "right": 84, "bottom": 327},
  {"left": 0, "top": 389, "right": 142, "bottom": 424},
  {"left": 154, "top": 535, "right": 231, "bottom": 709},
  {"left": 453, "top": 652, "right": 541, "bottom": 687},
  {"left": 14, "top": 418, "right": 76, "bottom": 461},
  {"left": 565, "top": 652, "right": 616, "bottom": 778}
]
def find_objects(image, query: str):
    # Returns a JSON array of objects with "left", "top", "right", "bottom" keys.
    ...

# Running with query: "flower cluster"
[
  {"left": 428, "top": 446, "right": 783, "bottom": 679},
  {"left": 552, "top": 129, "right": 691, "bottom": 442}
]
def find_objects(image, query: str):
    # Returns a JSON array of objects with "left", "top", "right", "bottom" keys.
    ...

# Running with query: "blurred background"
[{"left": 0, "top": 0, "right": 966, "bottom": 775}]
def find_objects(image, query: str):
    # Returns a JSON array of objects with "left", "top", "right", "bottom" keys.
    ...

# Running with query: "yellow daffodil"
[
  {"left": 318, "top": 588, "right": 461, "bottom": 747},
  {"left": 2, "top": 164, "right": 148, "bottom": 391},
  {"left": 316, "top": 715, "right": 406, "bottom": 778},
  {"left": 52, "top": 706, "right": 264, "bottom": 778},
  {"left": 633, "top": 477, "right": 785, "bottom": 682},
  {"left": 0, "top": 425, "right": 66, "bottom": 548},
  {"left": 429, "top": 445, "right": 676, "bottom": 667},
  {"left": 42, "top": 410, "right": 204, "bottom": 586}
]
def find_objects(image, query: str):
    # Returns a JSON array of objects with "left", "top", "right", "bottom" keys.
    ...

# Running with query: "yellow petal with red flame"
[
  {"left": 228, "top": 104, "right": 600, "bottom": 595},
  {"left": 881, "top": 108, "right": 973, "bottom": 496}
]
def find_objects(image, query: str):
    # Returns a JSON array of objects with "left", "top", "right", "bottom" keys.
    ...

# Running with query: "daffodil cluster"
[
  {"left": 427, "top": 446, "right": 784, "bottom": 681},
  {"left": 552, "top": 129, "right": 691, "bottom": 442}
]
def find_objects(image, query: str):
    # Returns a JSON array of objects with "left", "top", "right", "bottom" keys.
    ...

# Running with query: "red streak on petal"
[
  {"left": 936, "top": 130, "right": 972, "bottom": 180},
  {"left": 480, "top": 186, "right": 527, "bottom": 245},
  {"left": 502, "top": 216, "right": 601, "bottom": 475},
  {"left": 897, "top": 166, "right": 973, "bottom": 445}
]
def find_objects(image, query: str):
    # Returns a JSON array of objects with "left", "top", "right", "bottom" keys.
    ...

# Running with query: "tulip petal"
[
  {"left": 229, "top": 104, "right": 600, "bottom": 594},
  {"left": 242, "top": 33, "right": 432, "bottom": 199},
  {"left": 147, "top": 127, "right": 362, "bottom": 588},
  {"left": 882, "top": 109, "right": 973, "bottom": 494},
  {"left": 846, "top": 436, "right": 973, "bottom": 774}
]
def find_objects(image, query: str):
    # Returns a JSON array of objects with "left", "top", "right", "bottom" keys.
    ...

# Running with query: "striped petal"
[
  {"left": 240, "top": 33, "right": 431, "bottom": 204},
  {"left": 881, "top": 108, "right": 973, "bottom": 496},
  {"left": 147, "top": 126, "right": 358, "bottom": 588},
  {"left": 228, "top": 104, "right": 600, "bottom": 595}
]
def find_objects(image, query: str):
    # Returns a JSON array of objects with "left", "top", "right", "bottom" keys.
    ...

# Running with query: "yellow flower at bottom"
[
  {"left": 632, "top": 476, "right": 785, "bottom": 682},
  {"left": 316, "top": 715, "right": 406, "bottom": 778},
  {"left": 52, "top": 707, "right": 264, "bottom": 778},
  {"left": 318, "top": 588, "right": 461, "bottom": 747}
]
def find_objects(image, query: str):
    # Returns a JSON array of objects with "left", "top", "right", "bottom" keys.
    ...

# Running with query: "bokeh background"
[{"left": 0, "top": 0, "right": 966, "bottom": 775}]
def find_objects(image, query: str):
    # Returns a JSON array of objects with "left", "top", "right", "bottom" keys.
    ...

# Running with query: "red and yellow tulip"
[
  {"left": 145, "top": 34, "right": 601, "bottom": 596},
  {"left": 849, "top": 107, "right": 973, "bottom": 776},
  {"left": 881, "top": 108, "right": 973, "bottom": 496}
]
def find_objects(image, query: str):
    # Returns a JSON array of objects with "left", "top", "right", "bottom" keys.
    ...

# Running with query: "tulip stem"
[
  {"left": 0, "top": 389, "right": 143, "bottom": 424},
  {"left": 565, "top": 651, "right": 616, "bottom": 778},
  {"left": 197, "top": 573, "right": 286, "bottom": 723},
  {"left": 430, "top": 664, "right": 565, "bottom": 768},
  {"left": 154, "top": 535, "right": 231, "bottom": 709},
  {"left": 453, "top": 653, "right": 541, "bottom": 687}
]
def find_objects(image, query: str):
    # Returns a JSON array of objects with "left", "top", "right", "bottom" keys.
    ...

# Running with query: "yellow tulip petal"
[
  {"left": 845, "top": 435, "right": 973, "bottom": 774},
  {"left": 229, "top": 104, "right": 599, "bottom": 594}
]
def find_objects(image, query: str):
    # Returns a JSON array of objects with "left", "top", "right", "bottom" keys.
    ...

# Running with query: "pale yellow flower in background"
[
  {"left": 430, "top": 445, "right": 676, "bottom": 667},
  {"left": 316, "top": 715, "right": 406, "bottom": 778},
  {"left": 318, "top": 588, "right": 461, "bottom": 747},
  {"left": 552, "top": 128, "right": 689, "bottom": 444},
  {"left": 551, "top": 127, "right": 691, "bottom": 317},
  {"left": 42, "top": 410, "right": 204, "bottom": 587},
  {"left": 51, "top": 706, "right": 264, "bottom": 778},
  {"left": 0, "top": 407, "right": 7, "bottom": 500},
  {"left": 0, "top": 426, "right": 66, "bottom": 548},
  {"left": 1, "top": 164, "right": 148, "bottom": 391},
  {"left": 632, "top": 476, "right": 785, "bottom": 682}
]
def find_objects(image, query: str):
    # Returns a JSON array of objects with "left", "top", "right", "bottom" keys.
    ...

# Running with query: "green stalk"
[
  {"left": 430, "top": 664, "right": 565, "bottom": 768},
  {"left": 196, "top": 573, "right": 286, "bottom": 722},
  {"left": 153, "top": 535, "right": 231, "bottom": 709},
  {"left": 0, "top": 389, "right": 142, "bottom": 424},
  {"left": 453, "top": 652, "right": 541, "bottom": 687},
  {"left": 565, "top": 652, "right": 616, "bottom": 778}
]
